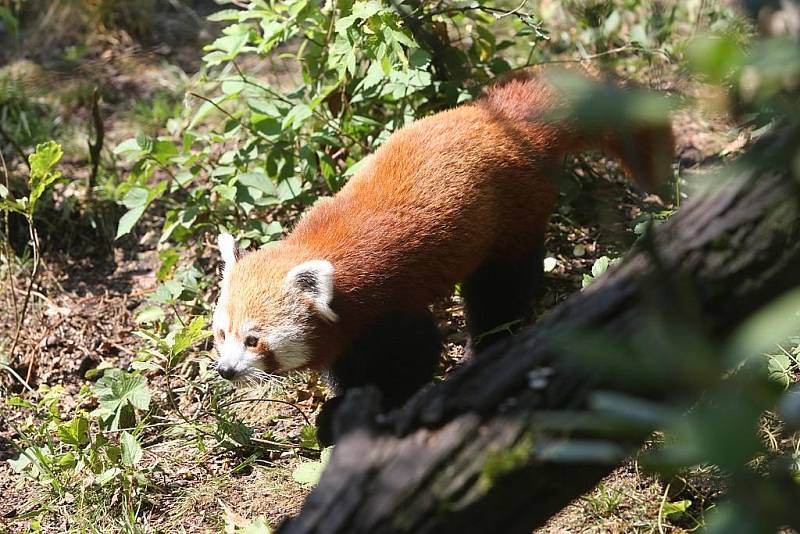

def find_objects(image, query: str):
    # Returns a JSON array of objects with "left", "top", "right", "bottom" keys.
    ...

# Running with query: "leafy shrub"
[{"left": 114, "top": 0, "right": 636, "bottom": 250}]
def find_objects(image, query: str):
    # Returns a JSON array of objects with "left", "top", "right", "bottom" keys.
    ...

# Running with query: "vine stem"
[
  {"left": 16, "top": 223, "right": 41, "bottom": 383},
  {"left": 0, "top": 149, "right": 20, "bottom": 334}
]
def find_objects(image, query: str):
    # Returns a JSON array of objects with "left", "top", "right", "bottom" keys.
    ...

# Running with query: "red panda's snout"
[{"left": 212, "top": 234, "right": 339, "bottom": 385}]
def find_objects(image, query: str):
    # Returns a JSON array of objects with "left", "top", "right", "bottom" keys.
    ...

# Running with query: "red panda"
[{"left": 212, "top": 66, "right": 674, "bottom": 443}]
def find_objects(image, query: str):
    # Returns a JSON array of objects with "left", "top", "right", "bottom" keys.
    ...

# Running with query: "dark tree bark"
[{"left": 279, "top": 148, "right": 800, "bottom": 534}]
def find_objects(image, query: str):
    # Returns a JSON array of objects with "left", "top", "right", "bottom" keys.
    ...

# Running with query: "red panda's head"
[{"left": 212, "top": 233, "right": 338, "bottom": 384}]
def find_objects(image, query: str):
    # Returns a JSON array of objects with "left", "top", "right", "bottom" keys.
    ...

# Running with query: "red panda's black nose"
[{"left": 218, "top": 365, "right": 237, "bottom": 380}]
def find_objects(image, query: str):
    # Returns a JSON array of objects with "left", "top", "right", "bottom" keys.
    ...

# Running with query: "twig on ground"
[{"left": 0, "top": 362, "right": 35, "bottom": 394}]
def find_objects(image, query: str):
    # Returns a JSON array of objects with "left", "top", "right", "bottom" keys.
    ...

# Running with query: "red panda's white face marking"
[{"left": 213, "top": 233, "right": 338, "bottom": 384}]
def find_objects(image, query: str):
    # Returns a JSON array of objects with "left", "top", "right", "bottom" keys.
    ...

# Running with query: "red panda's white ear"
[
  {"left": 218, "top": 233, "right": 239, "bottom": 279},
  {"left": 285, "top": 260, "right": 338, "bottom": 322}
]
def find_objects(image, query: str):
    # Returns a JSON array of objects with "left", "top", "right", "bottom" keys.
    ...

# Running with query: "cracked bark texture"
[{"left": 279, "top": 155, "right": 800, "bottom": 534}]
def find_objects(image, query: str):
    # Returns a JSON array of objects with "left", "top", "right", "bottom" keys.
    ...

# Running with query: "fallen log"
[{"left": 279, "top": 139, "right": 800, "bottom": 533}]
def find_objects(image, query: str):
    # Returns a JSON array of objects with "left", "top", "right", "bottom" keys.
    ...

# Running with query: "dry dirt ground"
[{"left": 0, "top": 11, "right": 744, "bottom": 533}]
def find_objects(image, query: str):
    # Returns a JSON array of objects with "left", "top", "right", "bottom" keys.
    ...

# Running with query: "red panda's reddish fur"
[{"left": 224, "top": 66, "right": 674, "bottom": 372}]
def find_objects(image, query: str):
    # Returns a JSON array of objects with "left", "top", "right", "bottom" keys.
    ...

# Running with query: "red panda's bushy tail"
[{"left": 479, "top": 66, "right": 675, "bottom": 193}]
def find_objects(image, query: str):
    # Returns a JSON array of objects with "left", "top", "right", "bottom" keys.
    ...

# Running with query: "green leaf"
[
  {"left": 292, "top": 461, "right": 324, "bottom": 486},
  {"left": 662, "top": 499, "right": 692, "bottom": 517},
  {"left": 277, "top": 176, "right": 304, "bottom": 202},
  {"left": 120, "top": 431, "right": 143, "bottom": 466},
  {"left": 207, "top": 8, "right": 242, "bottom": 22},
  {"left": 0, "top": 197, "right": 25, "bottom": 215},
  {"left": 113, "top": 137, "right": 142, "bottom": 156},
  {"left": 335, "top": 14, "right": 358, "bottom": 32},
  {"left": 116, "top": 182, "right": 167, "bottom": 239},
  {"left": 387, "top": 27, "right": 417, "bottom": 49},
  {"left": 299, "top": 425, "right": 320, "bottom": 450},
  {"left": 121, "top": 187, "right": 150, "bottom": 209},
  {"left": 687, "top": 33, "right": 744, "bottom": 83},
  {"left": 602, "top": 10, "right": 622, "bottom": 38},
  {"left": 292, "top": 446, "right": 333, "bottom": 486},
  {"left": 237, "top": 172, "right": 277, "bottom": 196},
  {"left": 58, "top": 417, "right": 90, "bottom": 447},
  {"left": 726, "top": 287, "right": 800, "bottom": 366},
  {"left": 591, "top": 256, "right": 611, "bottom": 278},
  {"left": 136, "top": 132, "right": 155, "bottom": 153},
  {"left": 116, "top": 206, "right": 146, "bottom": 239},
  {"left": 205, "top": 30, "right": 251, "bottom": 64},
  {"left": 8, "top": 449, "right": 34, "bottom": 474},
  {"left": 96, "top": 467, "right": 122, "bottom": 486},
  {"left": 27, "top": 141, "right": 63, "bottom": 215},
  {"left": 171, "top": 316, "right": 212, "bottom": 360},
  {"left": 282, "top": 103, "right": 314, "bottom": 130},
  {"left": 6, "top": 396, "right": 34, "bottom": 409},
  {"left": 359, "top": 61, "right": 386, "bottom": 90},
  {"left": 130, "top": 360, "right": 162, "bottom": 372},
  {"left": 237, "top": 516, "right": 272, "bottom": 534},
  {"left": 352, "top": 0, "right": 384, "bottom": 20},
  {"left": 151, "top": 140, "right": 179, "bottom": 165},
  {"left": 767, "top": 353, "right": 793, "bottom": 387},
  {"left": 93, "top": 370, "right": 151, "bottom": 430},
  {"left": 28, "top": 141, "right": 63, "bottom": 183},
  {"left": 135, "top": 305, "right": 166, "bottom": 325},
  {"left": 409, "top": 49, "right": 431, "bottom": 69}
]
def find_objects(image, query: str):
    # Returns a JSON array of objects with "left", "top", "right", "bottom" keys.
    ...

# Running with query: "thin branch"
[
  {"left": 220, "top": 395, "right": 313, "bottom": 427},
  {"left": 427, "top": 1, "right": 528, "bottom": 19},
  {"left": 188, "top": 90, "right": 281, "bottom": 148}
]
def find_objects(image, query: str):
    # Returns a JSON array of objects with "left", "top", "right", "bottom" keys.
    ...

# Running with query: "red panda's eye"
[
  {"left": 217, "top": 330, "right": 225, "bottom": 341},
  {"left": 244, "top": 336, "right": 259, "bottom": 348}
]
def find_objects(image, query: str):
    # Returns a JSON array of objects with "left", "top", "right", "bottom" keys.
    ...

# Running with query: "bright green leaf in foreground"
[
  {"left": 27, "top": 140, "right": 63, "bottom": 216},
  {"left": 120, "top": 431, "right": 143, "bottom": 466}
]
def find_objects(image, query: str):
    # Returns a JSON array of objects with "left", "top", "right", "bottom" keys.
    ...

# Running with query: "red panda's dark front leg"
[
  {"left": 461, "top": 244, "right": 545, "bottom": 357},
  {"left": 316, "top": 309, "right": 442, "bottom": 446}
]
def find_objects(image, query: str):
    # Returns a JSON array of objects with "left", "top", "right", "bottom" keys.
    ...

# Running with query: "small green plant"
[
  {"left": 91, "top": 369, "right": 152, "bottom": 430},
  {"left": 661, "top": 498, "right": 692, "bottom": 521},
  {"left": 1, "top": 140, "right": 63, "bottom": 377},
  {"left": 765, "top": 340, "right": 799, "bottom": 388},
  {"left": 7, "top": 375, "right": 154, "bottom": 527},
  {"left": 1, "top": 139, "right": 63, "bottom": 219},
  {"left": 582, "top": 483, "right": 624, "bottom": 518},
  {"left": 582, "top": 255, "right": 622, "bottom": 289}
]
